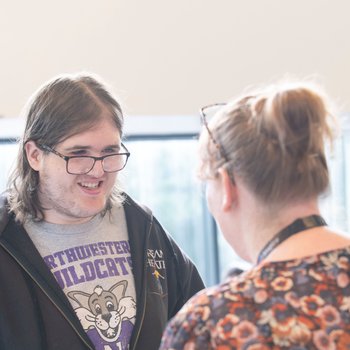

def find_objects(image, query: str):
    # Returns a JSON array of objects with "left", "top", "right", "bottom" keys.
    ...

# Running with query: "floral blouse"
[{"left": 160, "top": 246, "right": 350, "bottom": 350}]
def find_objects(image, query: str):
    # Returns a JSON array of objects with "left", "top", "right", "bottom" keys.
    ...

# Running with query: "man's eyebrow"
[
  {"left": 64, "top": 144, "right": 120, "bottom": 152},
  {"left": 63, "top": 145, "right": 91, "bottom": 152},
  {"left": 104, "top": 144, "right": 121, "bottom": 150}
]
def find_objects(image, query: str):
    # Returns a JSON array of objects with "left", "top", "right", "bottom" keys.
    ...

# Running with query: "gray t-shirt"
[{"left": 25, "top": 206, "right": 136, "bottom": 350}]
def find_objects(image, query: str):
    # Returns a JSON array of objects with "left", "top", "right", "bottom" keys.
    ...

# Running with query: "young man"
[{"left": 0, "top": 73, "right": 204, "bottom": 350}]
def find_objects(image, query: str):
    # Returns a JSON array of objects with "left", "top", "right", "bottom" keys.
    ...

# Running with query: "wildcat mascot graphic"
[{"left": 68, "top": 280, "right": 136, "bottom": 350}]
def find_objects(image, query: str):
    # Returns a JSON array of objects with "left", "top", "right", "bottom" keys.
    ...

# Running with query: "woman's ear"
[
  {"left": 217, "top": 167, "right": 236, "bottom": 211},
  {"left": 25, "top": 141, "right": 43, "bottom": 171}
]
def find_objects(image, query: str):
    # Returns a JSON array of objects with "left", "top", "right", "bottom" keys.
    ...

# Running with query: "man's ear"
[
  {"left": 217, "top": 167, "right": 236, "bottom": 211},
  {"left": 25, "top": 141, "right": 43, "bottom": 171}
]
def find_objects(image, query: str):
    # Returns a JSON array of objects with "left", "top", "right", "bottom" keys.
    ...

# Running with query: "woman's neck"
[{"left": 240, "top": 199, "right": 322, "bottom": 263}]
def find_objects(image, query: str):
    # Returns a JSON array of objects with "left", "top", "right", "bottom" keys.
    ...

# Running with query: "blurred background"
[{"left": 1, "top": 0, "right": 350, "bottom": 286}]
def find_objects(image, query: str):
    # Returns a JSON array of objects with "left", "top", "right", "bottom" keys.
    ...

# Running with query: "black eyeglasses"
[
  {"left": 200, "top": 103, "right": 229, "bottom": 162},
  {"left": 38, "top": 143, "right": 130, "bottom": 175}
]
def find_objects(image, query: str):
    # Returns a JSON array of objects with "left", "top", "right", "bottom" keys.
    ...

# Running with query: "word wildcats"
[{"left": 43, "top": 240, "right": 133, "bottom": 289}]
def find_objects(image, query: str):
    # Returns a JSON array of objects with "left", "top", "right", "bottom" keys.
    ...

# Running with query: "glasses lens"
[
  {"left": 66, "top": 154, "right": 129, "bottom": 175},
  {"left": 67, "top": 157, "right": 95, "bottom": 175},
  {"left": 202, "top": 104, "right": 226, "bottom": 124},
  {"left": 103, "top": 154, "right": 128, "bottom": 172}
]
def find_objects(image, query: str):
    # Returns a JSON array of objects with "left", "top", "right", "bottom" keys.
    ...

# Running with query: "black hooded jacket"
[{"left": 0, "top": 193, "right": 205, "bottom": 350}]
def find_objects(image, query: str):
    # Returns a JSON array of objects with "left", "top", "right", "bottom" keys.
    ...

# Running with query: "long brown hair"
[{"left": 7, "top": 72, "right": 125, "bottom": 223}]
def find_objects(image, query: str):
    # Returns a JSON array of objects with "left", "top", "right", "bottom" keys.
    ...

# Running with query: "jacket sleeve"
[{"left": 171, "top": 241, "right": 206, "bottom": 317}]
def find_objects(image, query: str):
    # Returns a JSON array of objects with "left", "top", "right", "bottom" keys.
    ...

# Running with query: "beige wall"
[{"left": 1, "top": 0, "right": 350, "bottom": 118}]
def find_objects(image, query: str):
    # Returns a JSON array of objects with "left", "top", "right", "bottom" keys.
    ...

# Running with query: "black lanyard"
[{"left": 257, "top": 215, "right": 327, "bottom": 264}]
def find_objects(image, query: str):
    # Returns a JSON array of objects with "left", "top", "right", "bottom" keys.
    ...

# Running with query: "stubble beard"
[{"left": 38, "top": 175, "right": 110, "bottom": 222}]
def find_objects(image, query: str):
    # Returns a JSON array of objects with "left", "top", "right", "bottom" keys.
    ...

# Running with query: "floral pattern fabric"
[{"left": 160, "top": 246, "right": 350, "bottom": 350}]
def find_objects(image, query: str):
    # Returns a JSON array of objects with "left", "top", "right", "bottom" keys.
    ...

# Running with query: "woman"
[{"left": 160, "top": 81, "right": 350, "bottom": 349}]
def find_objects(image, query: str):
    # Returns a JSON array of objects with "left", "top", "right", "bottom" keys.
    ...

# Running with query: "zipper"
[
  {"left": 0, "top": 241, "right": 94, "bottom": 350},
  {"left": 130, "top": 217, "right": 153, "bottom": 350}
]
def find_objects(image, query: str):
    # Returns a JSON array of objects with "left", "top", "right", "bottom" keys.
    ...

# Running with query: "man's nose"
[{"left": 87, "top": 159, "right": 105, "bottom": 177}]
